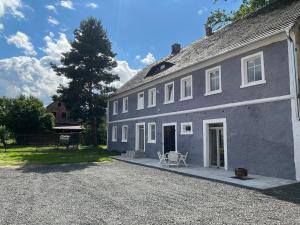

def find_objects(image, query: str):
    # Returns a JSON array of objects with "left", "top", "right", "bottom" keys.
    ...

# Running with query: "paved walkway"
[{"left": 114, "top": 156, "right": 298, "bottom": 190}]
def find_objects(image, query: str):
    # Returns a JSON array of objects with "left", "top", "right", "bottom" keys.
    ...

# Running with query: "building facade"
[{"left": 107, "top": 0, "right": 300, "bottom": 180}]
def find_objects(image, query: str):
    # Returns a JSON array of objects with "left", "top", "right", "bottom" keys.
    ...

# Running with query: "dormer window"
[
  {"left": 160, "top": 64, "right": 166, "bottom": 70},
  {"left": 146, "top": 62, "right": 174, "bottom": 77}
]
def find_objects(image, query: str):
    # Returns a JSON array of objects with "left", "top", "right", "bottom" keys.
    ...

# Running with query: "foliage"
[
  {"left": 0, "top": 125, "right": 9, "bottom": 151},
  {"left": 0, "top": 96, "right": 55, "bottom": 134},
  {"left": 0, "top": 145, "right": 116, "bottom": 167},
  {"left": 82, "top": 116, "right": 107, "bottom": 145},
  {"left": 52, "top": 17, "right": 119, "bottom": 146},
  {"left": 206, "top": 0, "right": 273, "bottom": 30}
]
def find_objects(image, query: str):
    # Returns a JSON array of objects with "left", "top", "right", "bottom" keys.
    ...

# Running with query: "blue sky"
[{"left": 0, "top": 0, "right": 241, "bottom": 104}]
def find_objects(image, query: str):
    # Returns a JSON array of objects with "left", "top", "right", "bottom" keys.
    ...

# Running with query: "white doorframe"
[
  {"left": 135, "top": 122, "right": 145, "bottom": 152},
  {"left": 203, "top": 118, "right": 228, "bottom": 170},
  {"left": 162, "top": 122, "right": 177, "bottom": 154}
]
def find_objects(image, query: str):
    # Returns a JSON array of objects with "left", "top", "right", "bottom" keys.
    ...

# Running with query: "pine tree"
[{"left": 52, "top": 17, "right": 119, "bottom": 145}]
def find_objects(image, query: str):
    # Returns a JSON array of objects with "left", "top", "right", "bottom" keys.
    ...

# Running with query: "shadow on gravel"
[
  {"left": 17, "top": 162, "right": 100, "bottom": 174},
  {"left": 261, "top": 182, "right": 300, "bottom": 205}
]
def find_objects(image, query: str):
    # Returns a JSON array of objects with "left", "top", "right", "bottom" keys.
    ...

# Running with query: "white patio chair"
[
  {"left": 157, "top": 152, "right": 167, "bottom": 166},
  {"left": 179, "top": 152, "right": 188, "bottom": 167},
  {"left": 166, "top": 151, "right": 180, "bottom": 167}
]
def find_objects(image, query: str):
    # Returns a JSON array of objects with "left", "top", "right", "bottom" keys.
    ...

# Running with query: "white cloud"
[
  {"left": 135, "top": 55, "right": 141, "bottom": 60},
  {"left": 85, "top": 3, "right": 98, "bottom": 9},
  {"left": 140, "top": 52, "right": 155, "bottom": 65},
  {"left": 6, "top": 31, "right": 36, "bottom": 56},
  {"left": 40, "top": 32, "right": 71, "bottom": 65},
  {"left": 45, "top": 5, "right": 56, "bottom": 13},
  {"left": 0, "top": 23, "right": 4, "bottom": 30},
  {"left": 47, "top": 16, "right": 59, "bottom": 26},
  {"left": 112, "top": 60, "right": 138, "bottom": 88},
  {"left": 197, "top": 7, "right": 208, "bottom": 16},
  {"left": 0, "top": 0, "right": 24, "bottom": 18},
  {"left": 60, "top": 0, "right": 74, "bottom": 10}
]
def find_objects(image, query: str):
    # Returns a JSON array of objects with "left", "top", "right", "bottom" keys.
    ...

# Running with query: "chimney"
[
  {"left": 205, "top": 26, "right": 213, "bottom": 36},
  {"left": 171, "top": 43, "right": 181, "bottom": 55}
]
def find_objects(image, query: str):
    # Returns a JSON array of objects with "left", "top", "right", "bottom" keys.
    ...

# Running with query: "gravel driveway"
[{"left": 0, "top": 161, "right": 299, "bottom": 225}]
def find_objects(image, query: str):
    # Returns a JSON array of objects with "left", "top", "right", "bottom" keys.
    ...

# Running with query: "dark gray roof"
[{"left": 114, "top": 0, "right": 300, "bottom": 96}]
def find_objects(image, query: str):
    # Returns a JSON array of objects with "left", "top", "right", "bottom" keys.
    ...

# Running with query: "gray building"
[{"left": 107, "top": 0, "right": 300, "bottom": 180}]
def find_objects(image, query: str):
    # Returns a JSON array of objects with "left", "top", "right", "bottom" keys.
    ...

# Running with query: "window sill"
[
  {"left": 121, "top": 140, "right": 127, "bottom": 143},
  {"left": 164, "top": 101, "right": 175, "bottom": 105},
  {"left": 179, "top": 96, "right": 193, "bottom": 101},
  {"left": 148, "top": 140, "right": 156, "bottom": 144},
  {"left": 147, "top": 105, "right": 156, "bottom": 108},
  {"left": 136, "top": 108, "right": 144, "bottom": 110},
  {"left": 240, "top": 80, "right": 266, "bottom": 88},
  {"left": 122, "top": 111, "right": 128, "bottom": 114},
  {"left": 180, "top": 132, "right": 193, "bottom": 135},
  {"left": 112, "top": 140, "right": 117, "bottom": 142},
  {"left": 112, "top": 113, "right": 118, "bottom": 116},
  {"left": 204, "top": 90, "right": 222, "bottom": 96}
]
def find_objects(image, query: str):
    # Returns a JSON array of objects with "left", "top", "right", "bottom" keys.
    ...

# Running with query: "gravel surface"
[{"left": 0, "top": 161, "right": 299, "bottom": 225}]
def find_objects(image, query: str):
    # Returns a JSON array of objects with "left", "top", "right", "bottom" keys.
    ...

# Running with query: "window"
[
  {"left": 164, "top": 82, "right": 174, "bottom": 104},
  {"left": 241, "top": 52, "right": 265, "bottom": 88},
  {"left": 122, "top": 97, "right": 128, "bottom": 113},
  {"left": 205, "top": 66, "right": 222, "bottom": 96},
  {"left": 112, "top": 126, "right": 117, "bottom": 142},
  {"left": 181, "top": 122, "right": 193, "bottom": 135},
  {"left": 180, "top": 75, "right": 193, "bottom": 100},
  {"left": 113, "top": 101, "right": 118, "bottom": 115},
  {"left": 148, "top": 122, "right": 156, "bottom": 143},
  {"left": 61, "top": 112, "right": 67, "bottom": 119},
  {"left": 137, "top": 92, "right": 144, "bottom": 110},
  {"left": 148, "top": 88, "right": 156, "bottom": 107},
  {"left": 122, "top": 125, "right": 128, "bottom": 142}
]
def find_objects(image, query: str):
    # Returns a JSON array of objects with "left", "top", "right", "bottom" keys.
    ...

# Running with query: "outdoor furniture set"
[{"left": 157, "top": 151, "right": 188, "bottom": 167}]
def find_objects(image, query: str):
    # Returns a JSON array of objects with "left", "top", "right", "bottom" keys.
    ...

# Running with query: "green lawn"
[{"left": 0, "top": 145, "right": 119, "bottom": 167}]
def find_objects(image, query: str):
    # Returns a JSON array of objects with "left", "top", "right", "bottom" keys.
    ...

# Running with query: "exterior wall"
[
  {"left": 46, "top": 101, "right": 76, "bottom": 125},
  {"left": 108, "top": 40, "right": 296, "bottom": 179}
]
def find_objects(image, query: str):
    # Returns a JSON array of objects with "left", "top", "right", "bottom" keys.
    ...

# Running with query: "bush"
[{"left": 0, "top": 125, "right": 9, "bottom": 151}]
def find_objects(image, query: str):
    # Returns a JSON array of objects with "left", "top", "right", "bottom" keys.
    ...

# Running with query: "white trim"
[
  {"left": 112, "top": 125, "right": 117, "bottom": 142},
  {"left": 180, "top": 75, "right": 193, "bottom": 101},
  {"left": 240, "top": 51, "right": 266, "bottom": 88},
  {"left": 106, "top": 101, "right": 109, "bottom": 148},
  {"left": 147, "top": 88, "right": 156, "bottom": 108},
  {"left": 147, "top": 122, "right": 156, "bottom": 143},
  {"left": 135, "top": 122, "right": 145, "bottom": 152},
  {"left": 109, "top": 95, "right": 291, "bottom": 123},
  {"left": 122, "top": 97, "right": 128, "bottom": 113},
  {"left": 180, "top": 122, "right": 193, "bottom": 135},
  {"left": 205, "top": 66, "right": 222, "bottom": 96},
  {"left": 164, "top": 81, "right": 175, "bottom": 104},
  {"left": 121, "top": 125, "right": 128, "bottom": 142},
  {"left": 162, "top": 122, "right": 177, "bottom": 154},
  {"left": 113, "top": 101, "right": 118, "bottom": 115},
  {"left": 137, "top": 91, "right": 144, "bottom": 110},
  {"left": 109, "top": 32, "right": 286, "bottom": 101},
  {"left": 203, "top": 118, "right": 228, "bottom": 170}
]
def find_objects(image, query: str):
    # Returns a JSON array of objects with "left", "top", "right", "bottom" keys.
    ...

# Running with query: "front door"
[
  {"left": 163, "top": 125, "right": 176, "bottom": 154},
  {"left": 136, "top": 124, "right": 145, "bottom": 151},
  {"left": 209, "top": 124, "right": 224, "bottom": 168}
]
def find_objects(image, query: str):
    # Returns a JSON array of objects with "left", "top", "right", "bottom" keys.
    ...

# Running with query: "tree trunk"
[{"left": 91, "top": 116, "right": 98, "bottom": 146}]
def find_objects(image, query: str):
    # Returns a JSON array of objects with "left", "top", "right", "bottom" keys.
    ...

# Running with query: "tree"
[
  {"left": 0, "top": 125, "right": 9, "bottom": 152},
  {"left": 5, "top": 96, "right": 54, "bottom": 134},
  {"left": 206, "top": 0, "right": 274, "bottom": 30},
  {"left": 52, "top": 17, "right": 119, "bottom": 146}
]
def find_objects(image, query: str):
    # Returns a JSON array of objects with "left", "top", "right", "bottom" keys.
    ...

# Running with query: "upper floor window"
[
  {"left": 205, "top": 66, "right": 222, "bottom": 96},
  {"left": 122, "top": 97, "right": 128, "bottom": 113},
  {"left": 241, "top": 51, "right": 265, "bottom": 88},
  {"left": 137, "top": 92, "right": 144, "bottom": 110},
  {"left": 164, "top": 81, "right": 174, "bottom": 104},
  {"left": 180, "top": 75, "right": 193, "bottom": 100},
  {"left": 148, "top": 88, "right": 156, "bottom": 108},
  {"left": 181, "top": 122, "right": 193, "bottom": 135},
  {"left": 113, "top": 101, "right": 118, "bottom": 115},
  {"left": 122, "top": 125, "right": 128, "bottom": 142},
  {"left": 112, "top": 126, "right": 117, "bottom": 142},
  {"left": 148, "top": 122, "right": 156, "bottom": 143}
]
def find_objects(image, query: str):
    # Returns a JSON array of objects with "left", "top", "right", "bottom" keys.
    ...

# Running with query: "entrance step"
[{"left": 133, "top": 151, "right": 146, "bottom": 158}]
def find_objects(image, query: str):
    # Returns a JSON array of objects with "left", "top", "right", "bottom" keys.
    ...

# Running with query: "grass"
[{"left": 0, "top": 145, "right": 119, "bottom": 167}]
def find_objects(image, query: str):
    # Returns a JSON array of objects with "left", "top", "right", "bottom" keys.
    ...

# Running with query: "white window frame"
[
  {"left": 121, "top": 125, "right": 128, "bottom": 142},
  {"left": 148, "top": 88, "right": 156, "bottom": 108},
  {"left": 180, "top": 122, "right": 193, "bottom": 135},
  {"left": 122, "top": 97, "right": 128, "bottom": 113},
  {"left": 164, "top": 81, "right": 175, "bottom": 104},
  {"left": 205, "top": 66, "right": 222, "bottom": 96},
  {"left": 113, "top": 101, "right": 118, "bottom": 115},
  {"left": 112, "top": 125, "right": 117, "bottom": 142},
  {"left": 240, "top": 51, "right": 266, "bottom": 88},
  {"left": 180, "top": 75, "right": 193, "bottom": 101},
  {"left": 147, "top": 122, "right": 156, "bottom": 143},
  {"left": 137, "top": 92, "right": 144, "bottom": 110}
]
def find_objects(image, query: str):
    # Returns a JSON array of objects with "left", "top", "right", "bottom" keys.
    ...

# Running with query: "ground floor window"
[
  {"left": 148, "top": 122, "right": 156, "bottom": 143},
  {"left": 122, "top": 125, "right": 128, "bottom": 142},
  {"left": 112, "top": 126, "right": 117, "bottom": 142},
  {"left": 180, "top": 122, "right": 193, "bottom": 135}
]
